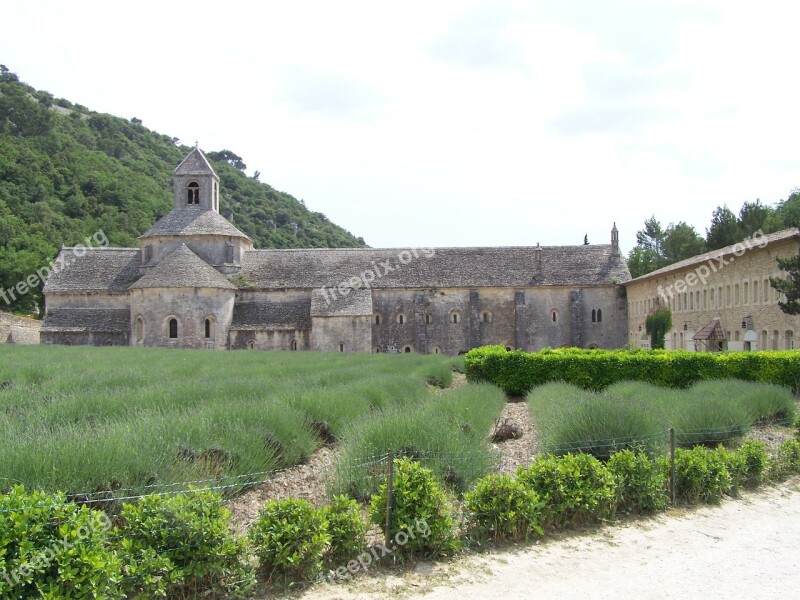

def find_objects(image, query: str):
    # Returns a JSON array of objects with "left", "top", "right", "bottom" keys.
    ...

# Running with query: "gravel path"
[{"left": 295, "top": 478, "right": 800, "bottom": 600}]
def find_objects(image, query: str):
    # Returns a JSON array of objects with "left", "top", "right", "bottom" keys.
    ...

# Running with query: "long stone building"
[
  {"left": 41, "top": 147, "right": 631, "bottom": 353},
  {"left": 625, "top": 228, "right": 800, "bottom": 351}
]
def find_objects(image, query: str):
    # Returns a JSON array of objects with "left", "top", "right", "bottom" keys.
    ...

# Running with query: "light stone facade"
[
  {"left": 625, "top": 229, "right": 800, "bottom": 351},
  {"left": 41, "top": 147, "right": 632, "bottom": 353}
]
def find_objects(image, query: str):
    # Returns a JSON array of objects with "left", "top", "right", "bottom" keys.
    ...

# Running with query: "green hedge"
[{"left": 466, "top": 346, "right": 800, "bottom": 395}]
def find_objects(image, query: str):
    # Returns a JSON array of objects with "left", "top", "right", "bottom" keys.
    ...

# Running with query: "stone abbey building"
[{"left": 41, "top": 148, "right": 631, "bottom": 353}]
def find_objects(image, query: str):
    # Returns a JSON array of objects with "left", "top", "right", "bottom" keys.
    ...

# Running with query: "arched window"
[
  {"left": 753, "top": 280, "right": 759, "bottom": 304},
  {"left": 375, "top": 346, "right": 382, "bottom": 353},
  {"left": 104, "top": 339, "right": 113, "bottom": 346},
  {"left": 291, "top": 339, "right": 298, "bottom": 351},
  {"left": 247, "top": 339, "right": 256, "bottom": 350},
  {"left": 374, "top": 313, "right": 381, "bottom": 325},
  {"left": 187, "top": 182, "right": 200, "bottom": 205},
  {"left": 425, "top": 313, "right": 432, "bottom": 324},
  {"left": 397, "top": 313, "right": 405, "bottom": 325},
  {"left": 339, "top": 342, "right": 345, "bottom": 352},
  {"left": 168, "top": 318, "right": 178, "bottom": 339},
  {"left": 734, "top": 284, "right": 740, "bottom": 306},
  {"left": 481, "top": 311, "right": 492, "bottom": 323},
  {"left": 450, "top": 310, "right": 461, "bottom": 324},
  {"left": 404, "top": 346, "right": 412, "bottom": 353},
  {"left": 135, "top": 316, "right": 145, "bottom": 343},
  {"left": 226, "top": 242, "right": 234, "bottom": 263},
  {"left": 204, "top": 317, "right": 215, "bottom": 339},
  {"left": 432, "top": 346, "right": 441, "bottom": 354},
  {"left": 505, "top": 345, "right": 513, "bottom": 351},
  {"left": 597, "top": 309, "right": 602, "bottom": 323},
  {"left": 772, "top": 330, "right": 779, "bottom": 350},
  {"left": 551, "top": 309, "right": 559, "bottom": 323},
  {"left": 785, "top": 331, "right": 794, "bottom": 350},
  {"left": 591, "top": 309, "right": 597, "bottom": 323},
  {"left": 743, "top": 282, "right": 749, "bottom": 305},
  {"left": 761, "top": 330, "right": 768, "bottom": 350}
]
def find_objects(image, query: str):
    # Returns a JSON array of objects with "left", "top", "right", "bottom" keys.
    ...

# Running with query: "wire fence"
[{"left": 2, "top": 419, "right": 796, "bottom": 517}]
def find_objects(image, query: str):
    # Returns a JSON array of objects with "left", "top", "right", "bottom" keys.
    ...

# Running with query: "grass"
[
  {"left": 331, "top": 383, "right": 508, "bottom": 499},
  {"left": 528, "top": 379, "right": 797, "bottom": 459},
  {"left": 0, "top": 345, "right": 468, "bottom": 498}
]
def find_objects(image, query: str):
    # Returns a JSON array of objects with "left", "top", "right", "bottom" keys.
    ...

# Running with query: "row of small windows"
[
  {"left": 375, "top": 310, "right": 566, "bottom": 325},
  {"left": 134, "top": 315, "right": 216, "bottom": 342},
  {"left": 631, "top": 277, "right": 785, "bottom": 317},
  {"left": 246, "top": 338, "right": 299, "bottom": 350},
  {"left": 378, "top": 311, "right": 464, "bottom": 325}
]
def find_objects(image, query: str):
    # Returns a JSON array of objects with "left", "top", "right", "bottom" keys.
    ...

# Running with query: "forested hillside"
[{"left": 0, "top": 65, "right": 366, "bottom": 312}]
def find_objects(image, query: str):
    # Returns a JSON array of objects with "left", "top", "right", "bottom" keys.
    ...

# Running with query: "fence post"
[
  {"left": 385, "top": 449, "right": 395, "bottom": 549},
  {"left": 669, "top": 427, "right": 676, "bottom": 505}
]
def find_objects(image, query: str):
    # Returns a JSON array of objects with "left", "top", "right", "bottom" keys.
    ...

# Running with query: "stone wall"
[
  {"left": 0, "top": 312, "right": 42, "bottom": 344},
  {"left": 625, "top": 235, "right": 800, "bottom": 351},
  {"left": 311, "top": 315, "right": 372, "bottom": 352},
  {"left": 129, "top": 287, "right": 235, "bottom": 349}
]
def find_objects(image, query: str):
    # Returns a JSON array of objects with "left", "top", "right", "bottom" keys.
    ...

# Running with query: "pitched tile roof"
[
  {"left": 42, "top": 248, "right": 142, "bottom": 293},
  {"left": 240, "top": 245, "right": 630, "bottom": 290},
  {"left": 310, "top": 287, "right": 372, "bottom": 317},
  {"left": 173, "top": 147, "right": 218, "bottom": 177},
  {"left": 41, "top": 308, "right": 130, "bottom": 333},
  {"left": 128, "top": 244, "right": 237, "bottom": 290},
  {"left": 140, "top": 207, "right": 250, "bottom": 239},
  {"left": 230, "top": 300, "right": 311, "bottom": 330}
]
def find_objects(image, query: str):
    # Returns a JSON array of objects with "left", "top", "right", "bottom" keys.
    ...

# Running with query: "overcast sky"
[{"left": 2, "top": 0, "right": 799, "bottom": 253}]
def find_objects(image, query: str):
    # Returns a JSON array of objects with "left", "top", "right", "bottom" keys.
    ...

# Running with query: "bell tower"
[{"left": 172, "top": 145, "right": 220, "bottom": 212}]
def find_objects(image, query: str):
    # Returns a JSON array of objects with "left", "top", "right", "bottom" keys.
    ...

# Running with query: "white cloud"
[{"left": 1, "top": 0, "right": 799, "bottom": 254}]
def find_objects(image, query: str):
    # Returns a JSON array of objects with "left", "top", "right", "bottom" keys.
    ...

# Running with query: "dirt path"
[{"left": 294, "top": 478, "right": 800, "bottom": 600}]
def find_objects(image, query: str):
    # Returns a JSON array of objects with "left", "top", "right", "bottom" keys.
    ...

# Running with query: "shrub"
[
  {"left": 736, "top": 441, "right": 771, "bottom": 488},
  {"left": 464, "top": 473, "right": 544, "bottom": 542},
  {"left": 668, "top": 394, "right": 751, "bottom": 448},
  {"left": 322, "top": 495, "right": 367, "bottom": 567},
  {"left": 332, "top": 383, "right": 505, "bottom": 499},
  {"left": 248, "top": 498, "right": 330, "bottom": 584},
  {"left": 528, "top": 382, "right": 665, "bottom": 459},
  {"left": 795, "top": 416, "right": 800, "bottom": 440},
  {"left": 466, "top": 346, "right": 800, "bottom": 394},
  {"left": 516, "top": 453, "right": 616, "bottom": 529},
  {"left": 721, "top": 446, "right": 748, "bottom": 496},
  {"left": 369, "top": 457, "right": 459, "bottom": 558},
  {"left": 0, "top": 486, "right": 121, "bottom": 599},
  {"left": 117, "top": 490, "right": 253, "bottom": 598},
  {"left": 606, "top": 449, "right": 668, "bottom": 514},
  {"left": 771, "top": 439, "right": 800, "bottom": 480},
  {"left": 673, "top": 446, "right": 732, "bottom": 505}
]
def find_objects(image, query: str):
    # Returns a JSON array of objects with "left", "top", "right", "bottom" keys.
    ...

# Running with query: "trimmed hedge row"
[
  {"left": 4, "top": 441, "right": 800, "bottom": 595},
  {"left": 465, "top": 345, "right": 800, "bottom": 395}
]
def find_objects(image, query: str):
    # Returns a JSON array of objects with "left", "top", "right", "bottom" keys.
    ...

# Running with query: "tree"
[
  {"left": 583, "top": 234, "right": 589, "bottom": 245},
  {"left": 662, "top": 222, "right": 705, "bottom": 263},
  {"left": 206, "top": 150, "right": 246, "bottom": 171},
  {"left": 737, "top": 199, "right": 772, "bottom": 236},
  {"left": 705, "top": 205, "right": 739, "bottom": 250},
  {"left": 774, "top": 189, "right": 800, "bottom": 229},
  {"left": 769, "top": 251, "right": 800, "bottom": 315},
  {"left": 645, "top": 308, "right": 672, "bottom": 349}
]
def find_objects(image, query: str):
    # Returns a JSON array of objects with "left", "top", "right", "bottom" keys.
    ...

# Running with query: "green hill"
[{"left": 0, "top": 65, "right": 367, "bottom": 313}]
